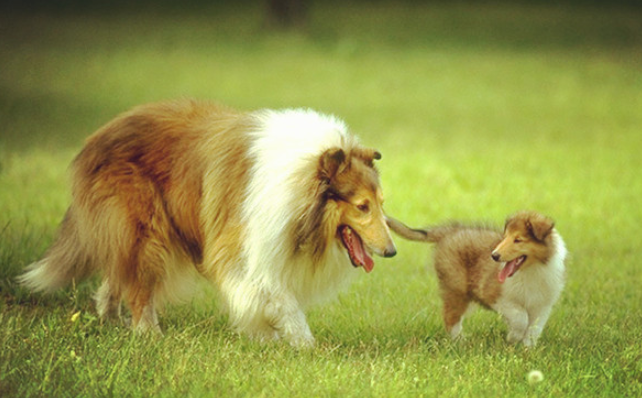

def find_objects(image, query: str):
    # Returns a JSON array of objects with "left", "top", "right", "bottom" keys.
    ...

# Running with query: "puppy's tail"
[
  {"left": 18, "top": 207, "right": 94, "bottom": 293},
  {"left": 386, "top": 216, "right": 462, "bottom": 243}
]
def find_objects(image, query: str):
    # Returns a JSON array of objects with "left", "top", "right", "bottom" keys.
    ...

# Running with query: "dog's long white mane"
[
  {"left": 222, "top": 109, "right": 361, "bottom": 336},
  {"left": 244, "top": 108, "right": 352, "bottom": 281}
]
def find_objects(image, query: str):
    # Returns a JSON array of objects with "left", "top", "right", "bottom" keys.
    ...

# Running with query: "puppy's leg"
[
  {"left": 524, "top": 306, "right": 553, "bottom": 347},
  {"left": 494, "top": 302, "right": 528, "bottom": 344},
  {"left": 264, "top": 294, "right": 315, "bottom": 348},
  {"left": 441, "top": 291, "right": 470, "bottom": 340}
]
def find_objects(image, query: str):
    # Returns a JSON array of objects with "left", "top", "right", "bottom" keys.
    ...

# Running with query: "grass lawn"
[{"left": 1, "top": 2, "right": 641, "bottom": 396}]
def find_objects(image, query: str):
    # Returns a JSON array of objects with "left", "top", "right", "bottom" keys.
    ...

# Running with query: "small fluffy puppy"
[
  {"left": 19, "top": 99, "right": 397, "bottom": 347},
  {"left": 387, "top": 211, "right": 567, "bottom": 346}
]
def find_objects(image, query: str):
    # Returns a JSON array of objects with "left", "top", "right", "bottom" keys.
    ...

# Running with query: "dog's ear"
[
  {"left": 526, "top": 215, "right": 555, "bottom": 242},
  {"left": 319, "top": 148, "right": 347, "bottom": 181},
  {"left": 353, "top": 147, "right": 381, "bottom": 167}
]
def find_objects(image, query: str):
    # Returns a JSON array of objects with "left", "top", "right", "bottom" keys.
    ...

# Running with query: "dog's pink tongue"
[
  {"left": 361, "top": 252, "right": 374, "bottom": 273},
  {"left": 353, "top": 236, "right": 375, "bottom": 273},
  {"left": 498, "top": 259, "right": 518, "bottom": 283},
  {"left": 342, "top": 227, "right": 375, "bottom": 273}
]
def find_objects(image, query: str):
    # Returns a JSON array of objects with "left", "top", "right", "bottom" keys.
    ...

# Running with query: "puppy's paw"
[
  {"left": 288, "top": 333, "right": 316, "bottom": 349},
  {"left": 506, "top": 331, "right": 525, "bottom": 345}
]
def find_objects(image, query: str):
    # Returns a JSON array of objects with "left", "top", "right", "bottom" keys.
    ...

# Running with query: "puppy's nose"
[{"left": 491, "top": 252, "right": 501, "bottom": 262}]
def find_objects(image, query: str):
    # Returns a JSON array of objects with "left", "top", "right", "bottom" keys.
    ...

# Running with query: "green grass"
[{"left": 1, "top": 2, "right": 642, "bottom": 396}]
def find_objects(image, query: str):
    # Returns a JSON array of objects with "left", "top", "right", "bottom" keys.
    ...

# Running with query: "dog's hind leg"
[
  {"left": 441, "top": 291, "right": 470, "bottom": 340},
  {"left": 124, "top": 237, "right": 173, "bottom": 334},
  {"left": 94, "top": 278, "right": 123, "bottom": 321},
  {"left": 108, "top": 204, "right": 169, "bottom": 334},
  {"left": 127, "top": 287, "right": 160, "bottom": 334}
]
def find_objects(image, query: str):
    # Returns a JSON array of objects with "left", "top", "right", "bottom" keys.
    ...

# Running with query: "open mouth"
[
  {"left": 497, "top": 255, "right": 527, "bottom": 283},
  {"left": 339, "top": 225, "right": 374, "bottom": 273}
]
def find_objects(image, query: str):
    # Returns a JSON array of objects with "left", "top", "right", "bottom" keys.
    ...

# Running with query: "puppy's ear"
[
  {"left": 353, "top": 147, "right": 381, "bottom": 167},
  {"left": 526, "top": 215, "right": 555, "bottom": 241},
  {"left": 319, "top": 148, "right": 347, "bottom": 181}
]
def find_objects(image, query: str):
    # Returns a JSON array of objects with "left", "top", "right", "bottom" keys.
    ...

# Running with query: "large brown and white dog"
[
  {"left": 387, "top": 211, "right": 566, "bottom": 347},
  {"left": 19, "top": 99, "right": 397, "bottom": 347}
]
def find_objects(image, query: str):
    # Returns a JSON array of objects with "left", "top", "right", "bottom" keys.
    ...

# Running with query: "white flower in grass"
[{"left": 527, "top": 370, "right": 544, "bottom": 385}]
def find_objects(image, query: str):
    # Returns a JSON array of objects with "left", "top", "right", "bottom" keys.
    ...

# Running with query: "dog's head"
[
  {"left": 316, "top": 147, "right": 397, "bottom": 272},
  {"left": 491, "top": 211, "right": 555, "bottom": 283}
]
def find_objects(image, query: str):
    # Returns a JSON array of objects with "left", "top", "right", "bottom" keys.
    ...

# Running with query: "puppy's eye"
[
  {"left": 357, "top": 203, "right": 370, "bottom": 213},
  {"left": 514, "top": 238, "right": 522, "bottom": 243}
]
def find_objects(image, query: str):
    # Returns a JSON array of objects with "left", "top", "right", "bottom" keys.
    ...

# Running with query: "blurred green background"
[{"left": 1, "top": 1, "right": 641, "bottom": 396}]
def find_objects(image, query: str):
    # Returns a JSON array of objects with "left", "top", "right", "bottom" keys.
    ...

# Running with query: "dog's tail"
[
  {"left": 18, "top": 207, "right": 94, "bottom": 293},
  {"left": 386, "top": 216, "right": 463, "bottom": 243}
]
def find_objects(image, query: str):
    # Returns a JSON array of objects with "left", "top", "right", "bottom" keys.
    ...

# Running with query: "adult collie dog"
[
  {"left": 387, "top": 211, "right": 566, "bottom": 347},
  {"left": 19, "top": 99, "right": 397, "bottom": 347}
]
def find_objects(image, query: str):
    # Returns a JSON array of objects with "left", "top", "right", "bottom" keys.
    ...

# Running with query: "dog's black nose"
[
  {"left": 491, "top": 252, "right": 501, "bottom": 261},
  {"left": 384, "top": 248, "right": 397, "bottom": 258}
]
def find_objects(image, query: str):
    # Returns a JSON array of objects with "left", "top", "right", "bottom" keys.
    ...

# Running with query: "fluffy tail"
[
  {"left": 18, "top": 208, "right": 94, "bottom": 293},
  {"left": 386, "top": 216, "right": 463, "bottom": 243}
]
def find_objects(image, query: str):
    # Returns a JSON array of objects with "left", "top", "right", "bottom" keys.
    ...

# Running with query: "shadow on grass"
[
  {"left": 0, "top": 2, "right": 640, "bottom": 53},
  {"left": 0, "top": 2, "right": 639, "bottom": 155},
  {"left": 0, "top": 90, "right": 119, "bottom": 152}
]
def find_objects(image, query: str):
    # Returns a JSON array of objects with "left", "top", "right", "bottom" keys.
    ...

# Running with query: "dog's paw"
[
  {"left": 506, "top": 331, "right": 525, "bottom": 345},
  {"left": 288, "top": 333, "right": 316, "bottom": 349},
  {"left": 522, "top": 336, "right": 538, "bottom": 347},
  {"left": 448, "top": 324, "right": 464, "bottom": 340}
]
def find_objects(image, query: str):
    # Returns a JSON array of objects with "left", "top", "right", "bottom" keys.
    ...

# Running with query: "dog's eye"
[
  {"left": 514, "top": 238, "right": 522, "bottom": 243},
  {"left": 357, "top": 203, "right": 370, "bottom": 213}
]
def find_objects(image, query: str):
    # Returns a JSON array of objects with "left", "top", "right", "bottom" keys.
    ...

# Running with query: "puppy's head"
[
  {"left": 491, "top": 211, "right": 555, "bottom": 283},
  {"left": 319, "top": 147, "right": 397, "bottom": 272}
]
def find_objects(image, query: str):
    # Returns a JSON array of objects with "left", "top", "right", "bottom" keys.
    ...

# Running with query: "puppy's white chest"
[{"left": 502, "top": 265, "right": 563, "bottom": 310}]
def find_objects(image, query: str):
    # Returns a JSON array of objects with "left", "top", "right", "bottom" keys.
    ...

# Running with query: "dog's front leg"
[
  {"left": 494, "top": 302, "right": 529, "bottom": 345},
  {"left": 264, "top": 294, "right": 315, "bottom": 348},
  {"left": 523, "top": 307, "right": 553, "bottom": 347}
]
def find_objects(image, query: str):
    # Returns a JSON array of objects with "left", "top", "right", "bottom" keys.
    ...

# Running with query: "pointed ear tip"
[{"left": 325, "top": 147, "right": 345, "bottom": 161}]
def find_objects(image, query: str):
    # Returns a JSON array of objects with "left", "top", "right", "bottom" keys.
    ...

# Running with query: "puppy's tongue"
[
  {"left": 341, "top": 226, "right": 375, "bottom": 273},
  {"left": 497, "top": 257, "right": 524, "bottom": 283}
]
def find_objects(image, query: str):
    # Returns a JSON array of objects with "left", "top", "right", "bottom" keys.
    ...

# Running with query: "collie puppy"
[
  {"left": 19, "top": 99, "right": 397, "bottom": 347},
  {"left": 387, "top": 211, "right": 566, "bottom": 346}
]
